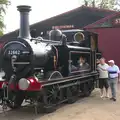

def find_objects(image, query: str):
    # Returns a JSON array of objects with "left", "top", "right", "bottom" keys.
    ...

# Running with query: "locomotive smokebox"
[{"left": 17, "top": 5, "right": 31, "bottom": 39}]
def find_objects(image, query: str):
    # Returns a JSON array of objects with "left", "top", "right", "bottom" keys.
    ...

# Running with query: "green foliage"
[
  {"left": 0, "top": 0, "right": 10, "bottom": 36},
  {"left": 81, "top": 0, "right": 119, "bottom": 10},
  {"left": 97, "top": 0, "right": 115, "bottom": 9}
]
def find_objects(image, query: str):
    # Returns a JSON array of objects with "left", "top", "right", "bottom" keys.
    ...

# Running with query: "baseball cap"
[{"left": 108, "top": 60, "right": 114, "bottom": 64}]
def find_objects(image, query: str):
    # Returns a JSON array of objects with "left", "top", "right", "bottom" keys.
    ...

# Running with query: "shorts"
[{"left": 99, "top": 78, "right": 109, "bottom": 89}]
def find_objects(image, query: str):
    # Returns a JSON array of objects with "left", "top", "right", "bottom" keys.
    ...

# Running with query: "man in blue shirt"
[
  {"left": 107, "top": 60, "right": 120, "bottom": 101},
  {"left": 98, "top": 60, "right": 120, "bottom": 101}
]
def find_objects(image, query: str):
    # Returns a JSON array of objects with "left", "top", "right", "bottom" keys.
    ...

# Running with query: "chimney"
[{"left": 17, "top": 5, "right": 31, "bottom": 39}]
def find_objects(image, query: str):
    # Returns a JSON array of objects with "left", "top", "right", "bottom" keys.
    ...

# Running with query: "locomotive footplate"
[{"left": 41, "top": 71, "right": 98, "bottom": 87}]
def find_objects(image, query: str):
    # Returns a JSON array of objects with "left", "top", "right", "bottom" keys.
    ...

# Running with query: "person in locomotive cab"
[
  {"left": 77, "top": 56, "right": 90, "bottom": 70},
  {"left": 97, "top": 57, "right": 109, "bottom": 98}
]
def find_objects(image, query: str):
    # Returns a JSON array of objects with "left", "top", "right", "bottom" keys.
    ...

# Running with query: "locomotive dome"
[{"left": 49, "top": 29, "right": 63, "bottom": 41}]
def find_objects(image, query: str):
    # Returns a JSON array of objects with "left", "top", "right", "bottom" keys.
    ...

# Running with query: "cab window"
[{"left": 69, "top": 51, "right": 91, "bottom": 74}]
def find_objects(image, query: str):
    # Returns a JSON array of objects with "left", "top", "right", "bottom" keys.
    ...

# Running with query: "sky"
[{"left": 4, "top": 0, "right": 84, "bottom": 33}]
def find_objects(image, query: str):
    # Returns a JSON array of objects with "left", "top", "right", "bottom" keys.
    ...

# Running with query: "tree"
[
  {"left": 0, "top": 0, "right": 10, "bottom": 36},
  {"left": 114, "top": 0, "right": 120, "bottom": 11},
  {"left": 82, "top": 0, "right": 118, "bottom": 10}
]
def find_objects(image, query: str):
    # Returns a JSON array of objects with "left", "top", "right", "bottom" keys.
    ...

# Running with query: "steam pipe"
[{"left": 17, "top": 5, "right": 31, "bottom": 39}]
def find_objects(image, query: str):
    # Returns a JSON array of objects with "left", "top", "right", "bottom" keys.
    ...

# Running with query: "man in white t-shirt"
[{"left": 97, "top": 57, "right": 109, "bottom": 98}]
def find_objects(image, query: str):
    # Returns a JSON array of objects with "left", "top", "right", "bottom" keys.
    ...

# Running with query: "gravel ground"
[{"left": 0, "top": 86, "right": 120, "bottom": 120}]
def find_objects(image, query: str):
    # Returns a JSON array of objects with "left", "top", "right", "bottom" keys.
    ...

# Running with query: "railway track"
[
  {"left": 0, "top": 100, "right": 33, "bottom": 114},
  {"left": 0, "top": 93, "right": 91, "bottom": 120},
  {"left": 0, "top": 88, "right": 119, "bottom": 120}
]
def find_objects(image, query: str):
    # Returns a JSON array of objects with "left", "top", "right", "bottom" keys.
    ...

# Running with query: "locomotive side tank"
[{"left": 0, "top": 5, "right": 101, "bottom": 113}]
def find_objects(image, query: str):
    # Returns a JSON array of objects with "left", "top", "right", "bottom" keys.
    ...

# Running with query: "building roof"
[
  {"left": 0, "top": 5, "right": 117, "bottom": 41},
  {"left": 84, "top": 12, "right": 120, "bottom": 29},
  {"left": 30, "top": 5, "right": 116, "bottom": 27}
]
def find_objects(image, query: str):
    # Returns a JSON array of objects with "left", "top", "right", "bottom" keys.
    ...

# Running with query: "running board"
[{"left": 13, "top": 62, "right": 30, "bottom": 64}]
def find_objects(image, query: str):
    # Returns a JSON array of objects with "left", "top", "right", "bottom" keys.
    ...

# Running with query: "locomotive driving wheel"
[
  {"left": 42, "top": 85, "right": 60, "bottom": 113},
  {"left": 6, "top": 91, "right": 24, "bottom": 109},
  {"left": 81, "top": 80, "right": 94, "bottom": 97},
  {"left": 67, "top": 85, "right": 79, "bottom": 104},
  {"left": 40, "top": 71, "right": 63, "bottom": 113}
]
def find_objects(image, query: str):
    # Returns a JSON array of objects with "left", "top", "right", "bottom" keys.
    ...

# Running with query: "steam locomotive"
[{"left": 0, "top": 5, "right": 101, "bottom": 113}]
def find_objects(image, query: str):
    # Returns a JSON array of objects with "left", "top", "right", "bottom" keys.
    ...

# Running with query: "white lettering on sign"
[
  {"left": 113, "top": 18, "right": 120, "bottom": 25},
  {"left": 8, "top": 50, "right": 20, "bottom": 55},
  {"left": 115, "top": 19, "right": 120, "bottom": 24},
  {"left": 52, "top": 25, "right": 74, "bottom": 29}
]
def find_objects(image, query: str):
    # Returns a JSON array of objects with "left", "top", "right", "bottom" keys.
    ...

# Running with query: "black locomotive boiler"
[{"left": 0, "top": 5, "right": 101, "bottom": 113}]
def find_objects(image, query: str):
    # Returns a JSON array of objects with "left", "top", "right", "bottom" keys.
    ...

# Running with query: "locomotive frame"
[{"left": 0, "top": 5, "right": 102, "bottom": 114}]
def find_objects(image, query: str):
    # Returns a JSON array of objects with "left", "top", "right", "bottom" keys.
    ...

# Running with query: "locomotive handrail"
[
  {"left": 59, "top": 78, "right": 93, "bottom": 89},
  {"left": 30, "top": 38, "right": 93, "bottom": 51}
]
